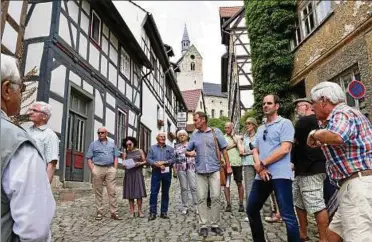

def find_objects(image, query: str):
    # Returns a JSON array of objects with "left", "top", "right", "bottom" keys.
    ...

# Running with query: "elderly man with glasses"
[
  {"left": 86, "top": 127, "right": 122, "bottom": 221},
  {"left": 1, "top": 53, "right": 56, "bottom": 241},
  {"left": 24, "top": 101, "right": 60, "bottom": 183},
  {"left": 307, "top": 81, "right": 372, "bottom": 242},
  {"left": 246, "top": 94, "right": 300, "bottom": 242}
]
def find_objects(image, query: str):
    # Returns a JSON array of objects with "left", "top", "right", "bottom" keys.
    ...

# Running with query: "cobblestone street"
[{"left": 52, "top": 176, "right": 319, "bottom": 242}]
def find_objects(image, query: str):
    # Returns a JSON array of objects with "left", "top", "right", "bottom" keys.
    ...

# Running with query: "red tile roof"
[
  {"left": 219, "top": 6, "right": 242, "bottom": 18},
  {"left": 182, "top": 89, "right": 202, "bottom": 111}
]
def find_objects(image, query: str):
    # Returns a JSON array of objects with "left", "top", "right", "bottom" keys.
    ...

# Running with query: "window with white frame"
[
  {"left": 90, "top": 10, "right": 101, "bottom": 45},
  {"left": 301, "top": 2, "right": 316, "bottom": 36},
  {"left": 116, "top": 109, "right": 127, "bottom": 147},
  {"left": 331, "top": 66, "right": 362, "bottom": 109},
  {"left": 120, "top": 48, "right": 130, "bottom": 79}
]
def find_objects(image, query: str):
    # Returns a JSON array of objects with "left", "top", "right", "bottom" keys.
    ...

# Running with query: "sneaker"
[
  {"left": 238, "top": 204, "right": 245, "bottom": 212},
  {"left": 211, "top": 226, "right": 224, "bottom": 236},
  {"left": 95, "top": 213, "right": 103, "bottom": 220},
  {"left": 244, "top": 217, "right": 249, "bottom": 222},
  {"left": 199, "top": 227, "right": 208, "bottom": 237},
  {"left": 195, "top": 207, "right": 199, "bottom": 215},
  {"left": 181, "top": 208, "right": 188, "bottom": 215},
  {"left": 225, "top": 203, "right": 232, "bottom": 212}
]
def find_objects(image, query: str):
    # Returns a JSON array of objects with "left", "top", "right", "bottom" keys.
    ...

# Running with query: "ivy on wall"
[{"left": 244, "top": 0, "right": 297, "bottom": 120}]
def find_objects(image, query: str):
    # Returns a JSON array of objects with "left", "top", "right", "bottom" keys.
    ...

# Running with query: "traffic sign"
[
  {"left": 348, "top": 80, "right": 366, "bottom": 99},
  {"left": 177, "top": 122, "right": 187, "bottom": 128},
  {"left": 177, "top": 112, "right": 187, "bottom": 122}
]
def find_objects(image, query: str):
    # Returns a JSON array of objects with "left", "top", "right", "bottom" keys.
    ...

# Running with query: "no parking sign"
[{"left": 347, "top": 80, "right": 366, "bottom": 99}]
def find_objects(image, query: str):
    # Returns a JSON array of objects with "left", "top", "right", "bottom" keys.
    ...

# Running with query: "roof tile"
[
  {"left": 219, "top": 6, "right": 242, "bottom": 18},
  {"left": 182, "top": 89, "right": 202, "bottom": 111}
]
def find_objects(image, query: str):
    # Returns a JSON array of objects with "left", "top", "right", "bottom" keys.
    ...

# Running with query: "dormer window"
[
  {"left": 90, "top": 10, "right": 101, "bottom": 46},
  {"left": 191, "top": 62, "right": 195, "bottom": 71}
]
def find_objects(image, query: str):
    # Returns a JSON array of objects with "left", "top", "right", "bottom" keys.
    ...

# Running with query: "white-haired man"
[
  {"left": 25, "top": 101, "right": 60, "bottom": 183},
  {"left": 86, "top": 127, "right": 122, "bottom": 220},
  {"left": 307, "top": 81, "right": 372, "bottom": 242},
  {"left": 147, "top": 132, "right": 175, "bottom": 220},
  {"left": 1, "top": 53, "right": 56, "bottom": 241}
]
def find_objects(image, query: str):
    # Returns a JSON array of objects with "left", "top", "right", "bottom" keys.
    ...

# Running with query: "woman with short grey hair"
[{"left": 174, "top": 129, "right": 198, "bottom": 215}]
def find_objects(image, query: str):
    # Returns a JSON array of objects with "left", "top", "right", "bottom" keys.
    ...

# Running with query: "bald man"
[{"left": 223, "top": 122, "right": 245, "bottom": 212}]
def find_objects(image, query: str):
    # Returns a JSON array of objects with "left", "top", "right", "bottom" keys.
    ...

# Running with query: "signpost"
[
  {"left": 348, "top": 80, "right": 366, "bottom": 99},
  {"left": 177, "top": 122, "right": 187, "bottom": 128},
  {"left": 177, "top": 112, "right": 187, "bottom": 129}
]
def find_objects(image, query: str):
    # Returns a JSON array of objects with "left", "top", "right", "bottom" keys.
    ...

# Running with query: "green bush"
[
  {"left": 244, "top": 0, "right": 297, "bottom": 120},
  {"left": 208, "top": 116, "right": 230, "bottom": 131}
]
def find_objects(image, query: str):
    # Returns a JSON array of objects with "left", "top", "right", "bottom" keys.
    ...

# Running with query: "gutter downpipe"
[
  {"left": 163, "top": 67, "right": 172, "bottom": 132},
  {"left": 138, "top": 68, "right": 152, "bottom": 131}
]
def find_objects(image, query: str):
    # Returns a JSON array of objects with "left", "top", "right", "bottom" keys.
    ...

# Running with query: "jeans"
[
  {"left": 178, "top": 169, "right": 197, "bottom": 208},
  {"left": 247, "top": 179, "right": 300, "bottom": 242},
  {"left": 196, "top": 171, "right": 221, "bottom": 228},
  {"left": 149, "top": 170, "right": 172, "bottom": 215}
]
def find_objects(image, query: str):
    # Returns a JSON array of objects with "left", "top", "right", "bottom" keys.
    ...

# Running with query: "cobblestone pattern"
[{"left": 52, "top": 177, "right": 319, "bottom": 242}]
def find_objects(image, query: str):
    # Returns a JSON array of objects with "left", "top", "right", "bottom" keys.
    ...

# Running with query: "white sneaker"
[
  {"left": 244, "top": 217, "right": 249, "bottom": 222},
  {"left": 182, "top": 208, "right": 188, "bottom": 215}
]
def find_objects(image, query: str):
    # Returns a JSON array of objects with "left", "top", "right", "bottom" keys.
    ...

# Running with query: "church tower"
[{"left": 181, "top": 24, "right": 190, "bottom": 55}]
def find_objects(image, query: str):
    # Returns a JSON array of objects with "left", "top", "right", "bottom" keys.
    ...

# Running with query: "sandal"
[
  {"left": 95, "top": 214, "right": 103, "bottom": 220},
  {"left": 138, "top": 212, "right": 145, "bottom": 218},
  {"left": 264, "top": 215, "right": 283, "bottom": 223}
]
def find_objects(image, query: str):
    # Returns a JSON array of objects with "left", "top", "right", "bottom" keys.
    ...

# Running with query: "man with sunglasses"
[
  {"left": 246, "top": 94, "right": 300, "bottom": 242},
  {"left": 25, "top": 102, "right": 60, "bottom": 184},
  {"left": 86, "top": 127, "right": 122, "bottom": 221},
  {"left": 1, "top": 53, "right": 56, "bottom": 241}
]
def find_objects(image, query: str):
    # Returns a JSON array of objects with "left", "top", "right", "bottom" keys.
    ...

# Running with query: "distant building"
[
  {"left": 219, "top": 6, "right": 254, "bottom": 132},
  {"left": 182, "top": 89, "right": 206, "bottom": 133},
  {"left": 290, "top": 1, "right": 372, "bottom": 120},
  {"left": 203, "top": 82, "right": 228, "bottom": 119}
]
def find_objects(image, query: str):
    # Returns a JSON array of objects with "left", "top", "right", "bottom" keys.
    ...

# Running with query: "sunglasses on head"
[{"left": 263, "top": 129, "right": 268, "bottom": 141}]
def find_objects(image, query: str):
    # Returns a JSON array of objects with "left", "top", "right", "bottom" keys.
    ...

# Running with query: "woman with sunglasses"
[{"left": 121, "top": 136, "right": 147, "bottom": 217}]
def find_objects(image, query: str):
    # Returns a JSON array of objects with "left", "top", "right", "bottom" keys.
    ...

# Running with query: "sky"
[{"left": 132, "top": 1, "right": 243, "bottom": 84}]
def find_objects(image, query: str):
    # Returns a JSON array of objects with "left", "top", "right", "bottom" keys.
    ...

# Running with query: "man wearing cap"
[{"left": 292, "top": 98, "right": 329, "bottom": 242}]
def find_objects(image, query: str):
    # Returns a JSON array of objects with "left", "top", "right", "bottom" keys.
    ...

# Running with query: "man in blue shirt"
[
  {"left": 86, "top": 127, "right": 121, "bottom": 221},
  {"left": 147, "top": 132, "right": 175, "bottom": 221},
  {"left": 247, "top": 95, "right": 300, "bottom": 242},
  {"left": 186, "top": 111, "right": 232, "bottom": 237}
]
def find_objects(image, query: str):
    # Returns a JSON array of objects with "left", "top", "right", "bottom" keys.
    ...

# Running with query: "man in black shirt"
[{"left": 292, "top": 98, "right": 328, "bottom": 242}]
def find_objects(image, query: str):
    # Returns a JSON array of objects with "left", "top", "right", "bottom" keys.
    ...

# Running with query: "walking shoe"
[
  {"left": 244, "top": 217, "right": 249, "bottom": 222},
  {"left": 95, "top": 213, "right": 102, "bottom": 220},
  {"left": 238, "top": 204, "right": 245, "bottom": 212},
  {"left": 199, "top": 227, "right": 208, "bottom": 237},
  {"left": 181, "top": 208, "right": 188, "bottom": 215},
  {"left": 148, "top": 213, "right": 156, "bottom": 221},
  {"left": 225, "top": 203, "right": 232, "bottom": 212},
  {"left": 211, "top": 227, "right": 224, "bottom": 236},
  {"left": 195, "top": 207, "right": 199, "bottom": 215},
  {"left": 110, "top": 213, "right": 122, "bottom": 220},
  {"left": 160, "top": 213, "right": 169, "bottom": 219}
]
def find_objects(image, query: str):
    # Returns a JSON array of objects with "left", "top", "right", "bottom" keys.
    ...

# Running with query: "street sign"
[
  {"left": 177, "top": 122, "right": 187, "bottom": 128},
  {"left": 348, "top": 80, "right": 366, "bottom": 99},
  {"left": 177, "top": 112, "right": 187, "bottom": 122}
]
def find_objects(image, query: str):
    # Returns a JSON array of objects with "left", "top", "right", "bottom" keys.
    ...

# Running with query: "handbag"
[{"left": 211, "top": 128, "right": 227, "bottom": 186}]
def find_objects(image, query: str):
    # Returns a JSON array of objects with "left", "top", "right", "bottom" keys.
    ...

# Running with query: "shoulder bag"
[{"left": 211, "top": 128, "right": 227, "bottom": 186}]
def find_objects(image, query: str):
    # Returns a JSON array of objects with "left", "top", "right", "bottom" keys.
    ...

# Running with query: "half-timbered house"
[
  {"left": 219, "top": 6, "right": 254, "bottom": 132},
  {"left": 1, "top": 0, "right": 152, "bottom": 183},
  {"left": 114, "top": 1, "right": 187, "bottom": 150}
]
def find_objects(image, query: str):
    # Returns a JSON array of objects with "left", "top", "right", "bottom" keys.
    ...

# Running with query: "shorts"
[
  {"left": 231, "top": 166, "right": 243, "bottom": 183},
  {"left": 293, "top": 173, "right": 326, "bottom": 214}
]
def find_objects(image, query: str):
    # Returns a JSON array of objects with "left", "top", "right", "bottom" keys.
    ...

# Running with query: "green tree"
[
  {"left": 244, "top": 0, "right": 297, "bottom": 120},
  {"left": 208, "top": 116, "right": 230, "bottom": 132}
]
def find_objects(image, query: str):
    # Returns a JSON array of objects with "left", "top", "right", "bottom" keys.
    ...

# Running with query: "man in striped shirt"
[{"left": 307, "top": 81, "right": 372, "bottom": 242}]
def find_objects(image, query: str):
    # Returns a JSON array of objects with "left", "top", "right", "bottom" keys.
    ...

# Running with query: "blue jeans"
[
  {"left": 247, "top": 179, "right": 300, "bottom": 242},
  {"left": 149, "top": 170, "right": 172, "bottom": 215}
]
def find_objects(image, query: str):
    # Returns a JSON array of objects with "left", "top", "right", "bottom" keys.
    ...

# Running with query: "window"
[
  {"left": 220, "top": 110, "right": 223, "bottom": 117},
  {"left": 139, "top": 123, "right": 151, "bottom": 156},
  {"left": 291, "top": 19, "right": 302, "bottom": 49},
  {"left": 190, "top": 55, "right": 195, "bottom": 60},
  {"left": 90, "top": 10, "right": 101, "bottom": 45},
  {"left": 331, "top": 66, "right": 362, "bottom": 109},
  {"left": 191, "top": 62, "right": 195, "bottom": 71},
  {"left": 167, "top": 120, "right": 171, "bottom": 134},
  {"left": 166, "top": 84, "right": 172, "bottom": 100},
  {"left": 120, "top": 48, "right": 130, "bottom": 79},
  {"left": 316, "top": 1, "right": 332, "bottom": 24},
  {"left": 200, "top": 101, "right": 202, "bottom": 109},
  {"left": 211, "top": 109, "right": 215, "bottom": 118},
  {"left": 301, "top": 2, "right": 315, "bottom": 36},
  {"left": 116, "top": 109, "right": 127, "bottom": 147},
  {"left": 157, "top": 105, "right": 160, "bottom": 120}
]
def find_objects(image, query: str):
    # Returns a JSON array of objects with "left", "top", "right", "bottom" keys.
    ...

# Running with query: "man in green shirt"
[{"left": 223, "top": 122, "right": 244, "bottom": 212}]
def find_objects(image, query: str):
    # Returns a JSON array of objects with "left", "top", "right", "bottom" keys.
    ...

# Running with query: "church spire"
[{"left": 181, "top": 24, "right": 190, "bottom": 55}]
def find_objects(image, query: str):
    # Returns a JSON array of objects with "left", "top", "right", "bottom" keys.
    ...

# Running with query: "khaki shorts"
[
  {"left": 293, "top": 173, "right": 326, "bottom": 214},
  {"left": 329, "top": 174, "right": 372, "bottom": 241}
]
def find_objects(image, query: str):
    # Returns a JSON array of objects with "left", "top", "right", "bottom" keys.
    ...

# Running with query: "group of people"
[{"left": 2, "top": 50, "right": 372, "bottom": 242}]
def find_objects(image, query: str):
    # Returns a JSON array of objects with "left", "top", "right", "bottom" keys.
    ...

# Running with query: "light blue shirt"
[
  {"left": 187, "top": 127, "right": 228, "bottom": 174},
  {"left": 147, "top": 144, "right": 175, "bottom": 167},
  {"left": 253, "top": 116, "right": 294, "bottom": 180},
  {"left": 86, "top": 139, "right": 120, "bottom": 166},
  {"left": 242, "top": 133, "right": 256, "bottom": 166}
]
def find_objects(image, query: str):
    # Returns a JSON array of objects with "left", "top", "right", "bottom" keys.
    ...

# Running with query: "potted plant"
[{"left": 157, "top": 119, "right": 164, "bottom": 128}]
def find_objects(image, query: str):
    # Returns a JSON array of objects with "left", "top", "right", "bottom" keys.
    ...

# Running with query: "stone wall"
[{"left": 291, "top": 1, "right": 372, "bottom": 118}]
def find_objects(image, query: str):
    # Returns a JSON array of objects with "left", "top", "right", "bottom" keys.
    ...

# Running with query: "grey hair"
[
  {"left": 225, "top": 122, "right": 234, "bottom": 128},
  {"left": 310, "top": 82, "right": 346, "bottom": 105},
  {"left": 176, "top": 129, "right": 188, "bottom": 138},
  {"left": 32, "top": 101, "right": 52, "bottom": 119},
  {"left": 1, "top": 54, "right": 21, "bottom": 85},
  {"left": 97, "top": 127, "right": 108, "bottom": 132},
  {"left": 157, "top": 132, "right": 166, "bottom": 137}
]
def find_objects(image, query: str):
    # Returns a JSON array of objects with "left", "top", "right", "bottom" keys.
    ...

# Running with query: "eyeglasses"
[
  {"left": 97, "top": 131, "right": 106, "bottom": 134},
  {"left": 28, "top": 108, "right": 47, "bottom": 115},
  {"left": 262, "top": 102, "right": 273, "bottom": 106},
  {"left": 263, "top": 129, "right": 268, "bottom": 141},
  {"left": 8, "top": 80, "right": 26, "bottom": 92}
]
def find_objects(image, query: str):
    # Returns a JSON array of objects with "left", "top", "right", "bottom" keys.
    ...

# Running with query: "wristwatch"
[{"left": 260, "top": 160, "right": 267, "bottom": 168}]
